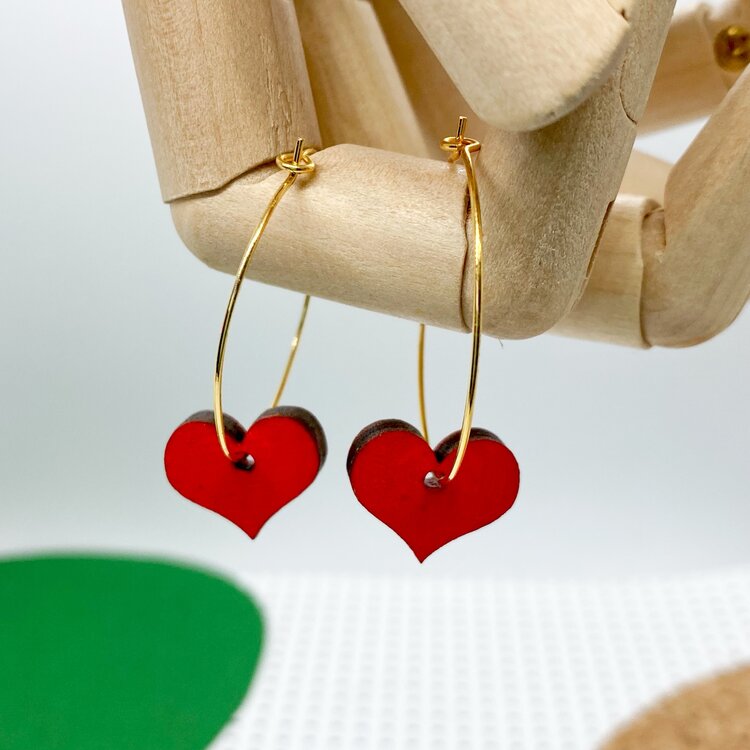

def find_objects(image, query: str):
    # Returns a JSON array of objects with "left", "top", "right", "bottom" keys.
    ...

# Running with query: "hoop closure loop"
[{"left": 213, "top": 138, "right": 316, "bottom": 461}]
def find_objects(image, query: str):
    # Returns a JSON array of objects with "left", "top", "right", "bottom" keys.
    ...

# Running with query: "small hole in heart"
[
  {"left": 234, "top": 454, "right": 255, "bottom": 471},
  {"left": 423, "top": 471, "right": 445, "bottom": 489}
]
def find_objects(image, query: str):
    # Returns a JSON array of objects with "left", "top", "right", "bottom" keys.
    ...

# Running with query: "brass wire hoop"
[
  {"left": 213, "top": 138, "right": 316, "bottom": 461},
  {"left": 418, "top": 116, "right": 483, "bottom": 482}
]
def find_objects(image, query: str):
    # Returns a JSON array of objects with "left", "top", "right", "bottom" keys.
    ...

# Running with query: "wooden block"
[
  {"left": 553, "top": 196, "right": 658, "bottom": 348},
  {"left": 375, "top": 0, "right": 676, "bottom": 338},
  {"left": 122, "top": 0, "right": 320, "bottom": 200},
  {"left": 558, "top": 66, "right": 750, "bottom": 349},
  {"left": 126, "top": 0, "right": 686, "bottom": 345},
  {"left": 620, "top": 150, "right": 671, "bottom": 204},
  {"left": 642, "top": 66, "right": 750, "bottom": 346},
  {"left": 475, "top": 0, "right": 675, "bottom": 339},
  {"left": 397, "top": 0, "right": 633, "bottom": 132},
  {"left": 370, "top": 0, "right": 485, "bottom": 159},
  {"left": 640, "top": 0, "right": 750, "bottom": 131},
  {"left": 166, "top": 0, "right": 676, "bottom": 341},
  {"left": 294, "top": 0, "right": 426, "bottom": 156},
  {"left": 170, "top": 145, "right": 471, "bottom": 331}
]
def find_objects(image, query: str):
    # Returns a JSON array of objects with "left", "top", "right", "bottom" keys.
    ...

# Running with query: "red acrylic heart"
[
  {"left": 347, "top": 420, "right": 520, "bottom": 562},
  {"left": 164, "top": 407, "right": 326, "bottom": 538}
]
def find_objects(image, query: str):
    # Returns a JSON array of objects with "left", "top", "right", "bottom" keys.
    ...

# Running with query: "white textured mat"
[{"left": 212, "top": 569, "right": 750, "bottom": 750}]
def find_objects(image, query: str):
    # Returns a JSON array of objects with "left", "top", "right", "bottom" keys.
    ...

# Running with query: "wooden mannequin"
[{"left": 122, "top": 0, "right": 750, "bottom": 348}]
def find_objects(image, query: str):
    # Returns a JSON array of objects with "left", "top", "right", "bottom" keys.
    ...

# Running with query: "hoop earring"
[
  {"left": 346, "top": 118, "right": 520, "bottom": 562},
  {"left": 165, "top": 139, "right": 327, "bottom": 539}
]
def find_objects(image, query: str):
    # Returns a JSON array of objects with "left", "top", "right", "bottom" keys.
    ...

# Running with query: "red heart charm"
[
  {"left": 347, "top": 420, "right": 520, "bottom": 561},
  {"left": 164, "top": 407, "right": 326, "bottom": 538}
]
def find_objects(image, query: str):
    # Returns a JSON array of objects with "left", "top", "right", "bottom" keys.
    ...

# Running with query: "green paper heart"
[{"left": 0, "top": 556, "right": 263, "bottom": 750}]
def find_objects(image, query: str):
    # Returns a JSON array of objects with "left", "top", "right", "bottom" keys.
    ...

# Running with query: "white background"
[{"left": 1, "top": 0, "right": 748, "bottom": 580}]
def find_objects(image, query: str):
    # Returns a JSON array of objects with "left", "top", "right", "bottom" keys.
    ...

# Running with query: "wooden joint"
[{"left": 641, "top": 0, "right": 750, "bottom": 131}]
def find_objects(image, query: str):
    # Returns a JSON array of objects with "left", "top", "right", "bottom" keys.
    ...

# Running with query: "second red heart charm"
[
  {"left": 164, "top": 407, "right": 326, "bottom": 538},
  {"left": 347, "top": 420, "right": 520, "bottom": 561}
]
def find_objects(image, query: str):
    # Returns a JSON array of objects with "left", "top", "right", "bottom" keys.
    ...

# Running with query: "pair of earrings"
[{"left": 164, "top": 120, "right": 520, "bottom": 562}]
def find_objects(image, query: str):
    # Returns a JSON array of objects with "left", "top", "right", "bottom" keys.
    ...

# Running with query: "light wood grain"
[
  {"left": 370, "top": 0, "right": 483, "bottom": 159},
  {"left": 157, "top": 0, "right": 675, "bottom": 341},
  {"left": 620, "top": 150, "right": 671, "bottom": 204},
  {"left": 555, "top": 66, "right": 750, "bottom": 348},
  {"left": 397, "top": 0, "right": 634, "bottom": 132},
  {"left": 553, "top": 197, "right": 658, "bottom": 348},
  {"left": 122, "top": 0, "right": 319, "bottom": 201},
  {"left": 171, "top": 145, "right": 470, "bottom": 331},
  {"left": 294, "top": 0, "right": 426, "bottom": 156},
  {"left": 641, "top": 0, "right": 750, "bottom": 131},
  {"left": 642, "top": 65, "right": 750, "bottom": 346},
  {"left": 473, "top": 0, "right": 674, "bottom": 338},
  {"left": 121, "top": 0, "right": 750, "bottom": 349}
]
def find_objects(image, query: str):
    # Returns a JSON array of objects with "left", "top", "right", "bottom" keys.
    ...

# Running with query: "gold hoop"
[
  {"left": 213, "top": 138, "right": 316, "bottom": 461},
  {"left": 418, "top": 116, "right": 483, "bottom": 482}
]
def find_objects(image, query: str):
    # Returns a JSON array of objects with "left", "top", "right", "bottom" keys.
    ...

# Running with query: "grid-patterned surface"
[{"left": 212, "top": 569, "right": 750, "bottom": 750}]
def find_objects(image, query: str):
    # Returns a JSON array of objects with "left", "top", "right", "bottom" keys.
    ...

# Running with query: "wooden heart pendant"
[
  {"left": 164, "top": 407, "right": 326, "bottom": 538},
  {"left": 347, "top": 420, "right": 520, "bottom": 562}
]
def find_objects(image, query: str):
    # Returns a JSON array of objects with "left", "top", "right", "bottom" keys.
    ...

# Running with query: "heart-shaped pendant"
[
  {"left": 347, "top": 419, "right": 519, "bottom": 561},
  {"left": 164, "top": 407, "right": 326, "bottom": 538}
]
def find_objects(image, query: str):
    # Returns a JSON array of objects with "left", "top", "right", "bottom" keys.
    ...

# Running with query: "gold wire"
[
  {"left": 450, "top": 140, "right": 482, "bottom": 481},
  {"left": 271, "top": 294, "right": 310, "bottom": 409},
  {"left": 213, "top": 139, "right": 315, "bottom": 461},
  {"left": 417, "top": 323, "right": 429, "bottom": 444},
  {"left": 418, "top": 116, "right": 483, "bottom": 482}
]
